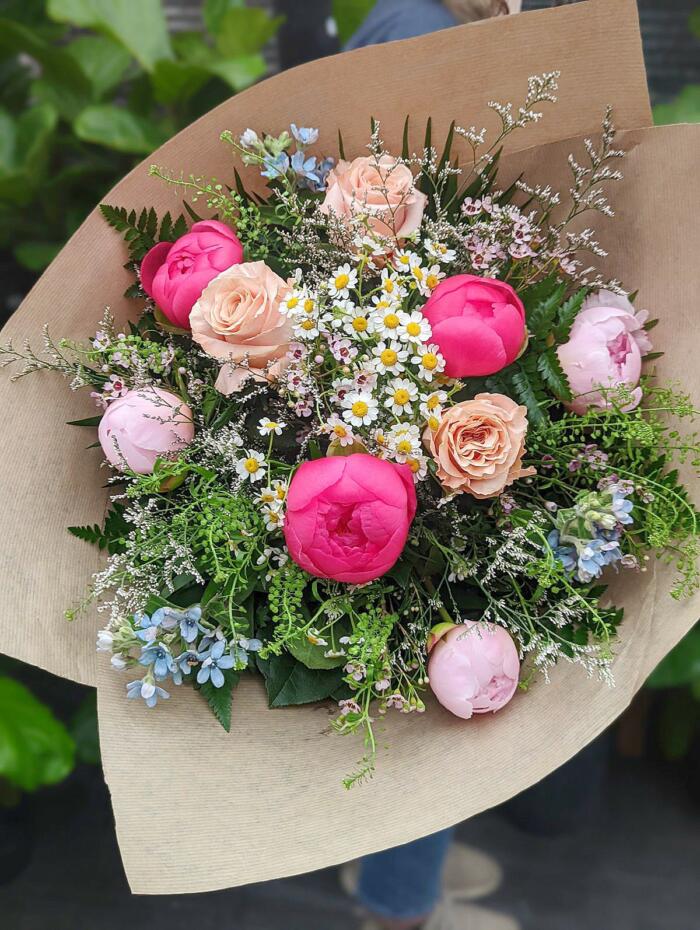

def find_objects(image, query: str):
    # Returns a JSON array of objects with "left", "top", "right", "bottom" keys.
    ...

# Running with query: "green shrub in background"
[
  {"left": 0, "top": 0, "right": 282, "bottom": 273},
  {"left": 331, "top": 0, "right": 376, "bottom": 44},
  {"left": 653, "top": 8, "right": 700, "bottom": 125}
]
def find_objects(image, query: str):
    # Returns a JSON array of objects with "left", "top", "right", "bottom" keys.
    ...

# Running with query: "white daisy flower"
[
  {"left": 384, "top": 378, "right": 418, "bottom": 416},
  {"left": 280, "top": 291, "right": 303, "bottom": 317},
  {"left": 372, "top": 303, "right": 406, "bottom": 340},
  {"left": 342, "top": 391, "right": 379, "bottom": 427},
  {"left": 322, "top": 414, "right": 356, "bottom": 447},
  {"left": 388, "top": 423, "right": 422, "bottom": 461},
  {"left": 236, "top": 450, "right": 267, "bottom": 483},
  {"left": 379, "top": 268, "right": 407, "bottom": 300},
  {"left": 393, "top": 248, "right": 420, "bottom": 273},
  {"left": 372, "top": 340, "right": 409, "bottom": 375},
  {"left": 258, "top": 417, "right": 286, "bottom": 437},
  {"left": 412, "top": 344, "right": 446, "bottom": 382},
  {"left": 420, "top": 389, "right": 447, "bottom": 416},
  {"left": 424, "top": 264, "right": 445, "bottom": 291},
  {"left": 293, "top": 316, "right": 320, "bottom": 340},
  {"left": 398, "top": 311, "right": 432, "bottom": 344},
  {"left": 262, "top": 506, "right": 285, "bottom": 531},
  {"left": 271, "top": 479, "right": 288, "bottom": 503},
  {"left": 257, "top": 486, "right": 277, "bottom": 506},
  {"left": 404, "top": 454, "right": 429, "bottom": 480},
  {"left": 424, "top": 239, "right": 457, "bottom": 264},
  {"left": 341, "top": 307, "right": 373, "bottom": 339},
  {"left": 328, "top": 263, "right": 357, "bottom": 299}
]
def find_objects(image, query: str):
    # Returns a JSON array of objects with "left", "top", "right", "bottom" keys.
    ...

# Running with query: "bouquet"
[{"left": 3, "top": 72, "right": 697, "bottom": 787}]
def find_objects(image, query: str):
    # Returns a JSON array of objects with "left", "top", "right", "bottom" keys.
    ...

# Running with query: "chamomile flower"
[
  {"left": 420, "top": 389, "right": 448, "bottom": 418},
  {"left": 372, "top": 340, "right": 409, "bottom": 375},
  {"left": 424, "top": 264, "right": 445, "bottom": 291},
  {"left": 405, "top": 454, "right": 429, "bottom": 480},
  {"left": 257, "top": 486, "right": 278, "bottom": 506},
  {"left": 424, "top": 239, "right": 457, "bottom": 264},
  {"left": 342, "top": 391, "right": 379, "bottom": 427},
  {"left": 388, "top": 423, "right": 422, "bottom": 461},
  {"left": 262, "top": 505, "right": 285, "bottom": 531},
  {"left": 398, "top": 311, "right": 432, "bottom": 344},
  {"left": 372, "top": 303, "right": 405, "bottom": 339},
  {"left": 412, "top": 344, "right": 446, "bottom": 382},
  {"left": 379, "top": 268, "right": 406, "bottom": 300},
  {"left": 373, "top": 426, "right": 389, "bottom": 449},
  {"left": 393, "top": 248, "right": 420, "bottom": 274},
  {"left": 322, "top": 414, "right": 357, "bottom": 447},
  {"left": 271, "top": 479, "right": 288, "bottom": 503},
  {"left": 258, "top": 417, "right": 286, "bottom": 437},
  {"left": 384, "top": 378, "right": 419, "bottom": 416},
  {"left": 341, "top": 306, "right": 373, "bottom": 339},
  {"left": 280, "top": 291, "right": 303, "bottom": 317},
  {"left": 328, "top": 263, "right": 357, "bottom": 299},
  {"left": 293, "top": 316, "right": 320, "bottom": 340},
  {"left": 236, "top": 450, "right": 267, "bottom": 483}
]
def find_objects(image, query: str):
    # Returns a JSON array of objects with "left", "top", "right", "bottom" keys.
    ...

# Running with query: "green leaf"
[
  {"left": 553, "top": 287, "right": 587, "bottom": 342},
  {"left": 0, "top": 677, "right": 75, "bottom": 792},
  {"left": 203, "top": 0, "right": 245, "bottom": 35},
  {"left": 74, "top": 104, "right": 168, "bottom": 154},
  {"left": 258, "top": 654, "right": 345, "bottom": 708},
  {"left": 206, "top": 55, "right": 268, "bottom": 92},
  {"left": 215, "top": 8, "right": 284, "bottom": 57},
  {"left": 0, "top": 103, "right": 59, "bottom": 204},
  {"left": 47, "top": 0, "right": 173, "bottom": 72},
  {"left": 66, "top": 35, "right": 132, "bottom": 99},
  {"left": 287, "top": 620, "right": 350, "bottom": 670},
  {"left": 691, "top": 8, "right": 700, "bottom": 39},
  {"left": 151, "top": 59, "right": 210, "bottom": 105},
  {"left": 647, "top": 626, "right": 700, "bottom": 689},
  {"left": 13, "top": 240, "right": 61, "bottom": 272},
  {"left": 537, "top": 348, "right": 572, "bottom": 401},
  {"left": 331, "top": 0, "right": 376, "bottom": 45},
  {"left": 198, "top": 670, "right": 239, "bottom": 731},
  {"left": 70, "top": 692, "right": 100, "bottom": 765},
  {"left": 653, "top": 85, "right": 700, "bottom": 126},
  {"left": 526, "top": 282, "right": 567, "bottom": 338},
  {"left": 511, "top": 367, "right": 546, "bottom": 427}
]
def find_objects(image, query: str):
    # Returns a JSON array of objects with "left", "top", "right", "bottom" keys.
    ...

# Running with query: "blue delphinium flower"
[
  {"left": 196, "top": 640, "right": 235, "bottom": 688},
  {"left": 291, "top": 150, "right": 320, "bottom": 188},
  {"left": 126, "top": 678, "right": 169, "bottom": 708},
  {"left": 576, "top": 537, "right": 622, "bottom": 583},
  {"left": 261, "top": 152, "right": 290, "bottom": 180},
  {"left": 290, "top": 124, "right": 319, "bottom": 146},
  {"left": 139, "top": 642, "right": 175, "bottom": 680},
  {"left": 135, "top": 611, "right": 161, "bottom": 644},
  {"left": 171, "top": 649, "right": 199, "bottom": 685},
  {"left": 547, "top": 529, "right": 577, "bottom": 575},
  {"left": 179, "top": 606, "right": 203, "bottom": 643},
  {"left": 611, "top": 490, "right": 634, "bottom": 525}
]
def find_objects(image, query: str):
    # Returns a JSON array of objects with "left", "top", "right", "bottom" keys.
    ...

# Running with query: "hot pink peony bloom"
[
  {"left": 98, "top": 387, "right": 194, "bottom": 474},
  {"left": 557, "top": 290, "right": 652, "bottom": 414},
  {"left": 283, "top": 453, "right": 417, "bottom": 584},
  {"left": 140, "top": 220, "right": 244, "bottom": 329},
  {"left": 428, "top": 622, "right": 520, "bottom": 719},
  {"left": 421, "top": 274, "right": 526, "bottom": 377}
]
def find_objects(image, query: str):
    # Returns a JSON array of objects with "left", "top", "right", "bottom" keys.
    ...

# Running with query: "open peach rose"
[
  {"left": 425, "top": 393, "right": 535, "bottom": 498},
  {"left": 319, "top": 153, "right": 427, "bottom": 241},
  {"left": 190, "top": 261, "right": 293, "bottom": 394}
]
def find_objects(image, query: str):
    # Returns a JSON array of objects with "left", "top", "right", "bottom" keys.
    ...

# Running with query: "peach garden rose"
[
  {"left": 319, "top": 153, "right": 427, "bottom": 241},
  {"left": 190, "top": 261, "right": 294, "bottom": 394},
  {"left": 425, "top": 393, "right": 535, "bottom": 498}
]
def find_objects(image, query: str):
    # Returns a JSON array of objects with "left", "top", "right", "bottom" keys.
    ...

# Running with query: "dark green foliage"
[
  {"left": 68, "top": 503, "right": 129, "bottom": 554},
  {"left": 197, "top": 670, "right": 239, "bottom": 732},
  {"left": 257, "top": 654, "right": 346, "bottom": 708}
]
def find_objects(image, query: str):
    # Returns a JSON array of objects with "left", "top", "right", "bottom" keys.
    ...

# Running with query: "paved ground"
[{"left": 1, "top": 747, "right": 698, "bottom": 930}]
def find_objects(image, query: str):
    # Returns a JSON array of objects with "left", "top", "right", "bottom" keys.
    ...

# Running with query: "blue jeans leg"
[{"left": 356, "top": 827, "right": 456, "bottom": 921}]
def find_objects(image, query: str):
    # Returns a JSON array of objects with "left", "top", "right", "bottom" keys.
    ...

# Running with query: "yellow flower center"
[
  {"left": 393, "top": 388, "right": 410, "bottom": 405},
  {"left": 244, "top": 458, "right": 261, "bottom": 474},
  {"left": 261, "top": 490, "right": 275, "bottom": 503},
  {"left": 412, "top": 266, "right": 424, "bottom": 281},
  {"left": 380, "top": 348, "right": 398, "bottom": 366},
  {"left": 286, "top": 296, "right": 299, "bottom": 309},
  {"left": 427, "top": 415, "right": 440, "bottom": 431},
  {"left": 383, "top": 279, "right": 395, "bottom": 293},
  {"left": 265, "top": 422, "right": 279, "bottom": 430},
  {"left": 275, "top": 486, "right": 286, "bottom": 500},
  {"left": 375, "top": 432, "right": 387, "bottom": 446},
  {"left": 333, "top": 424, "right": 348, "bottom": 438},
  {"left": 300, "top": 318, "right": 315, "bottom": 331},
  {"left": 398, "top": 255, "right": 410, "bottom": 266},
  {"left": 422, "top": 353, "right": 438, "bottom": 371},
  {"left": 335, "top": 273, "right": 350, "bottom": 289},
  {"left": 426, "top": 394, "right": 440, "bottom": 410},
  {"left": 384, "top": 313, "right": 400, "bottom": 329},
  {"left": 426, "top": 274, "right": 439, "bottom": 289},
  {"left": 267, "top": 511, "right": 281, "bottom": 524},
  {"left": 396, "top": 439, "right": 413, "bottom": 454},
  {"left": 351, "top": 400, "right": 369, "bottom": 417},
  {"left": 406, "top": 321, "right": 422, "bottom": 337},
  {"left": 303, "top": 298, "right": 314, "bottom": 313},
  {"left": 352, "top": 316, "right": 368, "bottom": 332},
  {"left": 408, "top": 457, "right": 421, "bottom": 473}
]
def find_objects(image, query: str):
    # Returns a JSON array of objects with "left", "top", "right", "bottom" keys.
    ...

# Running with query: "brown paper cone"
[{"left": 2, "top": 0, "right": 694, "bottom": 895}]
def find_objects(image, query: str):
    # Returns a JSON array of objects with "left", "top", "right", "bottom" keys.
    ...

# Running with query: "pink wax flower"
[
  {"left": 557, "top": 290, "right": 652, "bottom": 414},
  {"left": 421, "top": 274, "right": 526, "bottom": 378},
  {"left": 140, "top": 220, "right": 244, "bottom": 329},
  {"left": 428, "top": 622, "right": 520, "bottom": 719},
  {"left": 98, "top": 387, "right": 194, "bottom": 474},
  {"left": 283, "top": 453, "right": 417, "bottom": 584}
]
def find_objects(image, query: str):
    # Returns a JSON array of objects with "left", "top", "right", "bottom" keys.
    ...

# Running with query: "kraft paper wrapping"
[{"left": 1, "top": 0, "right": 695, "bottom": 894}]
